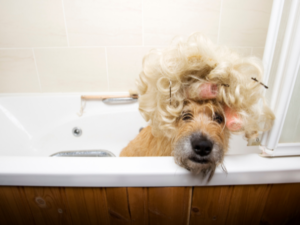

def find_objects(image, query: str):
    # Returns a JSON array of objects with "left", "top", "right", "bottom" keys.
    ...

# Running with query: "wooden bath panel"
[{"left": 0, "top": 184, "right": 299, "bottom": 225}]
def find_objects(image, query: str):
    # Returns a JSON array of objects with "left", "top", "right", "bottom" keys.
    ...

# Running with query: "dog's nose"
[{"left": 192, "top": 139, "right": 213, "bottom": 156}]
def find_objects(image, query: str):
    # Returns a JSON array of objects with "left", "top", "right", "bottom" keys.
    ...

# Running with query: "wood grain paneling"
[
  {"left": 260, "top": 183, "right": 300, "bottom": 225},
  {"left": 23, "top": 187, "right": 72, "bottom": 225},
  {"left": 190, "top": 186, "right": 234, "bottom": 225},
  {"left": 147, "top": 187, "right": 191, "bottom": 225},
  {"left": 127, "top": 187, "right": 148, "bottom": 225},
  {"left": 0, "top": 187, "right": 34, "bottom": 225},
  {"left": 105, "top": 187, "right": 131, "bottom": 225},
  {"left": 0, "top": 184, "right": 299, "bottom": 225},
  {"left": 0, "top": 205, "right": 10, "bottom": 225},
  {"left": 225, "top": 185, "right": 271, "bottom": 225},
  {"left": 64, "top": 188, "right": 109, "bottom": 225}
]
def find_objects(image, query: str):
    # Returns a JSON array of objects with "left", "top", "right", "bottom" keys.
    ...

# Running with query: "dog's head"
[{"left": 173, "top": 99, "right": 230, "bottom": 181}]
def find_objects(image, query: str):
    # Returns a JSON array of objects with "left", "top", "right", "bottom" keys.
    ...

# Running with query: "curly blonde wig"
[{"left": 137, "top": 34, "right": 275, "bottom": 140}]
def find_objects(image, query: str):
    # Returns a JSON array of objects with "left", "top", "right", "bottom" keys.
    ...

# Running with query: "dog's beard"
[{"left": 173, "top": 134, "right": 225, "bottom": 182}]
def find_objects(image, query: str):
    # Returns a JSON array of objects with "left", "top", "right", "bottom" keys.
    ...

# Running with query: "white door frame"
[{"left": 260, "top": 0, "right": 300, "bottom": 157}]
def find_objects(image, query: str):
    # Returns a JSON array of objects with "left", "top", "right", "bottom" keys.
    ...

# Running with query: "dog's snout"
[{"left": 192, "top": 139, "right": 213, "bottom": 156}]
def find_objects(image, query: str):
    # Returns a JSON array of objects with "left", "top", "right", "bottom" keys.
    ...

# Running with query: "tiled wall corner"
[
  {"left": 219, "top": 0, "right": 273, "bottom": 47},
  {"left": 0, "top": 50, "right": 40, "bottom": 93},
  {"left": 229, "top": 47, "right": 252, "bottom": 57},
  {"left": 252, "top": 48, "right": 265, "bottom": 59},
  {"left": 34, "top": 48, "right": 108, "bottom": 92},
  {"left": 0, "top": 0, "right": 273, "bottom": 93},
  {"left": 63, "top": 0, "right": 143, "bottom": 46},
  {"left": 229, "top": 47, "right": 265, "bottom": 59},
  {"left": 0, "top": 0, "right": 67, "bottom": 48},
  {"left": 144, "top": 0, "right": 222, "bottom": 46},
  {"left": 107, "top": 47, "right": 153, "bottom": 91}
]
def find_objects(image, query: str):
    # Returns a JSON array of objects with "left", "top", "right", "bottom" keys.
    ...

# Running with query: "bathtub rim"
[{"left": 0, "top": 154, "right": 300, "bottom": 187}]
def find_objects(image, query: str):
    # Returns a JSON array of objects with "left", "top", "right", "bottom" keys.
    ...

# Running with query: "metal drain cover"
[{"left": 50, "top": 150, "right": 115, "bottom": 157}]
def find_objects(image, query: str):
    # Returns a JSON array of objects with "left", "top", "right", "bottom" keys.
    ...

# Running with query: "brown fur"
[
  {"left": 120, "top": 100, "right": 230, "bottom": 180},
  {"left": 120, "top": 126, "right": 172, "bottom": 157}
]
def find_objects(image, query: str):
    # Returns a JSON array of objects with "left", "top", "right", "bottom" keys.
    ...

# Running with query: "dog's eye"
[
  {"left": 213, "top": 113, "right": 223, "bottom": 124},
  {"left": 182, "top": 113, "right": 193, "bottom": 121}
]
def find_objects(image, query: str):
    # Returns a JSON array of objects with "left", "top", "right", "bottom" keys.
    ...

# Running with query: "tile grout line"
[
  {"left": 217, "top": 0, "right": 224, "bottom": 45},
  {"left": 105, "top": 47, "right": 110, "bottom": 91},
  {"left": 142, "top": 0, "right": 144, "bottom": 46},
  {"left": 32, "top": 49, "right": 42, "bottom": 92},
  {"left": 61, "top": 0, "right": 70, "bottom": 47},
  {"left": 0, "top": 46, "right": 265, "bottom": 50},
  {"left": 0, "top": 46, "right": 152, "bottom": 49},
  {"left": 229, "top": 46, "right": 259, "bottom": 48},
  {"left": 4, "top": 45, "right": 247, "bottom": 49}
]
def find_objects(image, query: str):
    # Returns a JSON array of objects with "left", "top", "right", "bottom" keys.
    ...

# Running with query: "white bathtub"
[{"left": 0, "top": 93, "right": 300, "bottom": 187}]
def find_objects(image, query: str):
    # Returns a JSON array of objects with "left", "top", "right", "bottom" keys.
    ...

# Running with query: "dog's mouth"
[
  {"left": 173, "top": 133, "right": 225, "bottom": 182},
  {"left": 185, "top": 156, "right": 217, "bottom": 182},
  {"left": 189, "top": 156, "right": 209, "bottom": 164}
]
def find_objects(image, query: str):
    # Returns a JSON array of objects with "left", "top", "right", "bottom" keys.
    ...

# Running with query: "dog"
[
  {"left": 120, "top": 34, "right": 274, "bottom": 180},
  {"left": 120, "top": 99, "right": 230, "bottom": 180}
]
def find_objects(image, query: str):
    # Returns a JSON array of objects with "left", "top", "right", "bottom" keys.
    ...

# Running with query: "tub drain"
[{"left": 72, "top": 127, "right": 82, "bottom": 137}]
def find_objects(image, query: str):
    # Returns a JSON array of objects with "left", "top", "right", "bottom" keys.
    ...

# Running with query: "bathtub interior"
[{"left": 0, "top": 94, "right": 260, "bottom": 157}]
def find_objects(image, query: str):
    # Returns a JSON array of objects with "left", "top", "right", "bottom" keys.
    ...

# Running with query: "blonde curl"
[{"left": 137, "top": 33, "right": 275, "bottom": 140}]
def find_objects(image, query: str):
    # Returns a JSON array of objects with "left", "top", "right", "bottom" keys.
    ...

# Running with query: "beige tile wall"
[{"left": 0, "top": 0, "right": 273, "bottom": 93}]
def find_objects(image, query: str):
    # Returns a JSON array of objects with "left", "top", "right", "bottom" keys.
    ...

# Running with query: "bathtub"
[{"left": 0, "top": 93, "right": 300, "bottom": 187}]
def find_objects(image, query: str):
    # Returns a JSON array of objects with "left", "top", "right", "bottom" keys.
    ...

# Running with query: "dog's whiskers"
[{"left": 221, "top": 163, "right": 227, "bottom": 175}]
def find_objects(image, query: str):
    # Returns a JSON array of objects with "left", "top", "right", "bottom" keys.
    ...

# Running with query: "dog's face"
[{"left": 173, "top": 100, "right": 230, "bottom": 180}]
